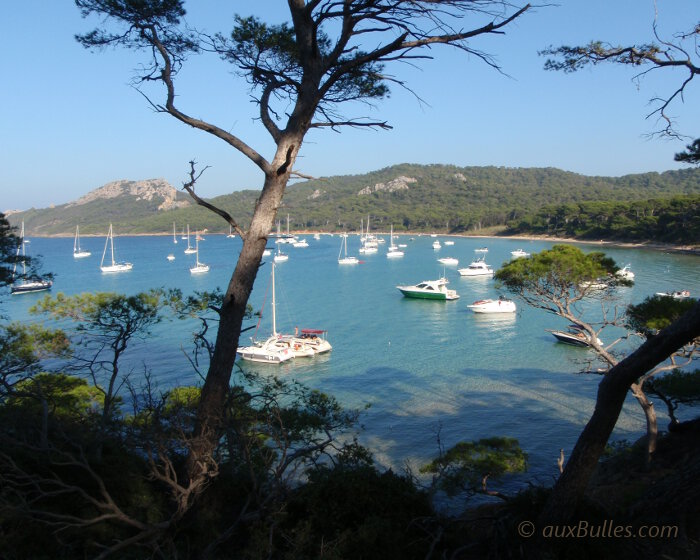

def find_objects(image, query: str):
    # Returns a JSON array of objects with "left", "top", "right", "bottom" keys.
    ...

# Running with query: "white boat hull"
[
  {"left": 101, "top": 263, "right": 133, "bottom": 273},
  {"left": 467, "top": 299, "right": 516, "bottom": 313}
]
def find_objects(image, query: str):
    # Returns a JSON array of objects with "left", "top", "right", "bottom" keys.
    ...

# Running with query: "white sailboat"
[
  {"left": 11, "top": 222, "right": 53, "bottom": 294},
  {"left": 227, "top": 224, "right": 236, "bottom": 238},
  {"left": 184, "top": 224, "right": 197, "bottom": 254},
  {"left": 73, "top": 225, "right": 91, "bottom": 258},
  {"left": 338, "top": 233, "right": 359, "bottom": 264},
  {"left": 274, "top": 245, "right": 289, "bottom": 262},
  {"left": 237, "top": 263, "right": 294, "bottom": 363},
  {"left": 189, "top": 232, "right": 210, "bottom": 274},
  {"left": 386, "top": 225, "right": 404, "bottom": 258},
  {"left": 172, "top": 222, "right": 178, "bottom": 244},
  {"left": 100, "top": 224, "right": 133, "bottom": 273}
]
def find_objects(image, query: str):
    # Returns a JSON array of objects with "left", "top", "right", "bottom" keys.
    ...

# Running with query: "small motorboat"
[
  {"left": 548, "top": 327, "right": 602, "bottom": 348},
  {"left": 655, "top": 290, "right": 691, "bottom": 300},
  {"left": 467, "top": 298, "right": 516, "bottom": 314},
  {"left": 510, "top": 249, "right": 530, "bottom": 258},
  {"left": 438, "top": 257, "right": 459, "bottom": 266},
  {"left": 166, "top": 254, "right": 175, "bottom": 261},
  {"left": 475, "top": 247, "right": 488, "bottom": 253},
  {"left": 616, "top": 264, "right": 635, "bottom": 280},
  {"left": 432, "top": 240, "right": 441, "bottom": 249}
]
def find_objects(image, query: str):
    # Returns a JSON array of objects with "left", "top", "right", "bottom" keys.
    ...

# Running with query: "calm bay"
[{"left": 5, "top": 232, "right": 699, "bottom": 491}]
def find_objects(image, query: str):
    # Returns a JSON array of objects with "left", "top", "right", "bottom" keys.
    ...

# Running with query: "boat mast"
[
  {"left": 271, "top": 263, "right": 277, "bottom": 336},
  {"left": 109, "top": 224, "right": 116, "bottom": 266},
  {"left": 195, "top": 232, "right": 200, "bottom": 266}
]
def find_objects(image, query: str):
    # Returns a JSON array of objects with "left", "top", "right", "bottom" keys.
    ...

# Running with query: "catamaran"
[
  {"left": 100, "top": 224, "right": 133, "bottom": 273},
  {"left": 237, "top": 263, "right": 294, "bottom": 363},
  {"left": 11, "top": 222, "right": 53, "bottom": 294},
  {"left": 73, "top": 225, "right": 91, "bottom": 258}
]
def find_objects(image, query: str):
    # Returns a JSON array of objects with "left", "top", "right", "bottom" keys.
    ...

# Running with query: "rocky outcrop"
[
  {"left": 358, "top": 175, "right": 417, "bottom": 195},
  {"left": 308, "top": 189, "right": 325, "bottom": 200},
  {"left": 69, "top": 179, "right": 191, "bottom": 211}
]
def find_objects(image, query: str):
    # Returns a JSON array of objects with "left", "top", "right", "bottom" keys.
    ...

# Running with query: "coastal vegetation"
[{"left": 505, "top": 194, "right": 700, "bottom": 244}]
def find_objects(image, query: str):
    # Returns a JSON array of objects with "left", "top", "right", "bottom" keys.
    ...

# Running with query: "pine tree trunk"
[{"left": 187, "top": 139, "right": 301, "bottom": 481}]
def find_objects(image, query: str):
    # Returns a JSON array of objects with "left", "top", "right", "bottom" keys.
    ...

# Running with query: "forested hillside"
[
  {"left": 505, "top": 194, "right": 700, "bottom": 244},
  {"left": 8, "top": 164, "right": 700, "bottom": 238}
]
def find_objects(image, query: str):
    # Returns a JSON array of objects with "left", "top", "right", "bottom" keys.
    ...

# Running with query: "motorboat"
[
  {"left": 166, "top": 254, "right": 175, "bottom": 261},
  {"left": 277, "top": 329, "right": 333, "bottom": 357},
  {"left": 432, "top": 240, "right": 441, "bottom": 249},
  {"left": 263, "top": 248, "right": 272, "bottom": 257},
  {"left": 458, "top": 258, "right": 494, "bottom": 277},
  {"left": 444, "top": 240, "right": 454, "bottom": 246},
  {"left": 548, "top": 327, "right": 602, "bottom": 348},
  {"left": 616, "top": 264, "right": 634, "bottom": 280},
  {"left": 510, "top": 249, "right": 530, "bottom": 258},
  {"left": 475, "top": 247, "right": 488, "bottom": 253},
  {"left": 467, "top": 298, "right": 516, "bottom": 313},
  {"left": 100, "top": 224, "right": 133, "bottom": 273},
  {"left": 579, "top": 278, "right": 609, "bottom": 290},
  {"left": 292, "top": 238, "right": 309, "bottom": 248},
  {"left": 438, "top": 257, "right": 459, "bottom": 266},
  {"left": 396, "top": 277, "right": 459, "bottom": 300},
  {"left": 73, "top": 225, "right": 91, "bottom": 258},
  {"left": 655, "top": 290, "right": 691, "bottom": 300}
]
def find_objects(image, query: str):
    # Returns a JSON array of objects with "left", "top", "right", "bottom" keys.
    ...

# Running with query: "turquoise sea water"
[{"left": 4, "top": 233, "right": 699, "bottom": 488}]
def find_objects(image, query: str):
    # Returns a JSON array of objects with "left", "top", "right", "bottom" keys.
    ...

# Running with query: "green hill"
[{"left": 7, "top": 165, "right": 700, "bottom": 237}]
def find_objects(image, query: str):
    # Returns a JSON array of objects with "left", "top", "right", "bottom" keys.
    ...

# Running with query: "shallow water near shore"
[{"left": 4, "top": 233, "right": 699, "bottom": 490}]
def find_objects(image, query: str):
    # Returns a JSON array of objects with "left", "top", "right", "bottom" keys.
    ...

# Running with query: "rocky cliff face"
[
  {"left": 69, "top": 179, "right": 191, "bottom": 211},
  {"left": 357, "top": 176, "right": 417, "bottom": 195}
]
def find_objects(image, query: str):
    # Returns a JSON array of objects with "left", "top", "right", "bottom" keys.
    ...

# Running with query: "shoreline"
[{"left": 27, "top": 231, "right": 699, "bottom": 256}]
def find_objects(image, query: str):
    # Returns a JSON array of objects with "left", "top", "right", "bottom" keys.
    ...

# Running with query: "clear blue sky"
[{"left": 2, "top": 1, "right": 698, "bottom": 211}]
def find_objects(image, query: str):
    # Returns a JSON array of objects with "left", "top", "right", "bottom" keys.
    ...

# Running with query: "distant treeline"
[{"left": 504, "top": 194, "right": 700, "bottom": 244}]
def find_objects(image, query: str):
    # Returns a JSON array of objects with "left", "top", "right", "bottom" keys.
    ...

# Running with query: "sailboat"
[
  {"left": 386, "top": 225, "right": 404, "bottom": 258},
  {"left": 11, "top": 222, "right": 53, "bottom": 294},
  {"left": 338, "top": 233, "right": 359, "bottom": 264},
  {"left": 172, "top": 222, "right": 178, "bottom": 244},
  {"left": 73, "top": 225, "right": 91, "bottom": 258},
  {"left": 237, "top": 263, "right": 294, "bottom": 363},
  {"left": 181, "top": 227, "right": 187, "bottom": 240},
  {"left": 100, "top": 224, "right": 133, "bottom": 273},
  {"left": 359, "top": 215, "right": 378, "bottom": 254},
  {"left": 227, "top": 224, "right": 236, "bottom": 238},
  {"left": 184, "top": 224, "right": 197, "bottom": 254},
  {"left": 189, "top": 231, "right": 210, "bottom": 274}
]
